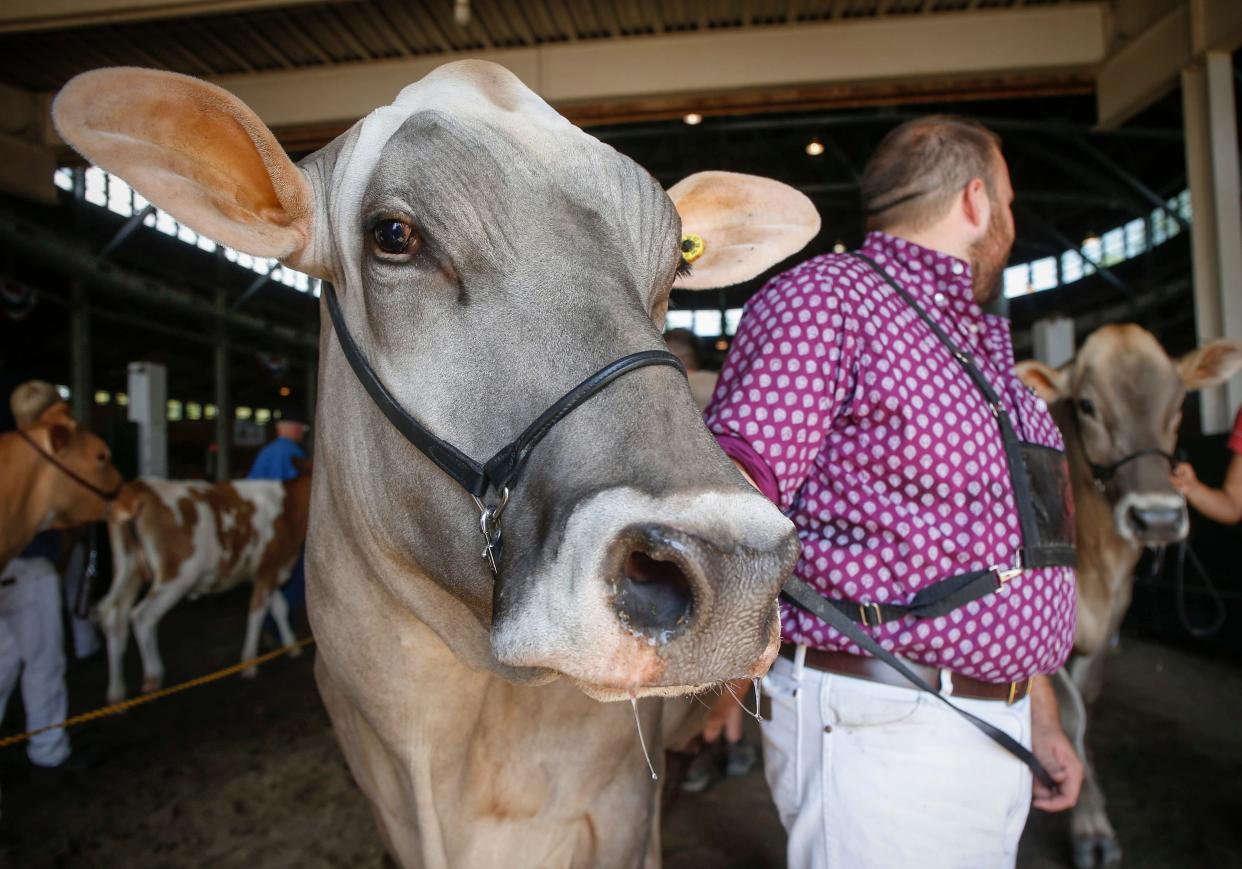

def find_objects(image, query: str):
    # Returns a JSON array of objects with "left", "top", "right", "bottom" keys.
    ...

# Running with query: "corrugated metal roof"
[{"left": 0, "top": 0, "right": 1094, "bottom": 93}]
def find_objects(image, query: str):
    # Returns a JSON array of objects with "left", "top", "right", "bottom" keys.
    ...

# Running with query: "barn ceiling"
[{"left": 0, "top": 0, "right": 1098, "bottom": 93}]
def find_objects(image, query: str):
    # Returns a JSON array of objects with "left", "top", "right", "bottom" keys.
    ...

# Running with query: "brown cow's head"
[
  {"left": 30, "top": 403, "right": 123, "bottom": 528},
  {"left": 53, "top": 62, "right": 816, "bottom": 700},
  {"left": 1018, "top": 325, "right": 1242, "bottom": 547}
]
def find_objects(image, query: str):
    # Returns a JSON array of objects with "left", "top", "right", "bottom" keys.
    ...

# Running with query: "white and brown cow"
[
  {"left": 1, "top": 401, "right": 122, "bottom": 572},
  {"left": 1019, "top": 324, "right": 1242, "bottom": 869},
  {"left": 97, "top": 468, "right": 311, "bottom": 704},
  {"left": 54, "top": 61, "right": 817, "bottom": 866}
]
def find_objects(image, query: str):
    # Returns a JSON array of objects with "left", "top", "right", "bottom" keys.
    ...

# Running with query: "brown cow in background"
[
  {"left": 1019, "top": 324, "right": 1242, "bottom": 869},
  {"left": 1, "top": 399, "right": 121, "bottom": 572}
]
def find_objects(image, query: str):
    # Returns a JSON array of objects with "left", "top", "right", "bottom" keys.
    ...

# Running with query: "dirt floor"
[{"left": 2, "top": 587, "right": 1240, "bottom": 868}]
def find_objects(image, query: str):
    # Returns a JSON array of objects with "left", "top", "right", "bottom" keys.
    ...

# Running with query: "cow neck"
[
  {"left": 14, "top": 429, "right": 120, "bottom": 502},
  {"left": 322, "top": 281, "right": 686, "bottom": 575}
]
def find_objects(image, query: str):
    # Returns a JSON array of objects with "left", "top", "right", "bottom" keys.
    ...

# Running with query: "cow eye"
[
  {"left": 371, "top": 218, "right": 420, "bottom": 257},
  {"left": 1077, "top": 397, "right": 1097, "bottom": 417}
]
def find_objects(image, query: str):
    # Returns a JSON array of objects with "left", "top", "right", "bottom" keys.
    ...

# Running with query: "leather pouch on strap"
[{"left": 1017, "top": 442, "right": 1077, "bottom": 569}]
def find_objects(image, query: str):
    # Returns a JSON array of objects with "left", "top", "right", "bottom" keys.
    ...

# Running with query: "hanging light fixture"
[
  {"left": 683, "top": 113, "right": 703, "bottom": 126},
  {"left": 832, "top": 240, "right": 846, "bottom": 253},
  {"left": 805, "top": 138, "right": 825, "bottom": 157}
]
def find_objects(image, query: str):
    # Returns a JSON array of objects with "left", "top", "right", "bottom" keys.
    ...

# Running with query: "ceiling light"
[
  {"left": 1082, "top": 232, "right": 1100, "bottom": 247},
  {"left": 832, "top": 241, "right": 847, "bottom": 254},
  {"left": 279, "top": 386, "right": 291, "bottom": 397},
  {"left": 715, "top": 338, "right": 729, "bottom": 351},
  {"left": 805, "top": 138, "right": 825, "bottom": 157},
  {"left": 683, "top": 113, "right": 703, "bottom": 126}
]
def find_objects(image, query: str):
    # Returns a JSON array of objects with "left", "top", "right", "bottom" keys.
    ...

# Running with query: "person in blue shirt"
[
  {"left": 248, "top": 417, "right": 308, "bottom": 482},
  {"left": 248, "top": 411, "right": 309, "bottom": 620}
]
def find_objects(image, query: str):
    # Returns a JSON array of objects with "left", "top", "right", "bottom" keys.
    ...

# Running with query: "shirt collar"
[{"left": 858, "top": 231, "right": 980, "bottom": 315}]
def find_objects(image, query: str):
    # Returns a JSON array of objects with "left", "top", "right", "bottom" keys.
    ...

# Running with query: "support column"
[
  {"left": 1032, "top": 317, "right": 1076, "bottom": 367},
  {"left": 69, "top": 280, "right": 91, "bottom": 424},
  {"left": 1182, "top": 51, "right": 1242, "bottom": 433},
  {"left": 214, "top": 287, "right": 232, "bottom": 481},
  {"left": 127, "top": 361, "right": 167, "bottom": 477}
]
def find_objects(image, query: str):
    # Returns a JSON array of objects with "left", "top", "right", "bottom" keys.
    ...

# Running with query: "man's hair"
[
  {"left": 10, "top": 380, "right": 63, "bottom": 429},
  {"left": 860, "top": 115, "right": 1002, "bottom": 232}
]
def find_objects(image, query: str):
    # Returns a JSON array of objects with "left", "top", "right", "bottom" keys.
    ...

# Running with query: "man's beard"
[{"left": 969, "top": 205, "right": 1012, "bottom": 306}]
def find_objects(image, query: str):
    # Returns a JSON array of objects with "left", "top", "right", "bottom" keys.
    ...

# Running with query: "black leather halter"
[
  {"left": 1070, "top": 406, "right": 1178, "bottom": 488},
  {"left": 15, "top": 429, "right": 121, "bottom": 502},
  {"left": 323, "top": 281, "right": 686, "bottom": 573}
]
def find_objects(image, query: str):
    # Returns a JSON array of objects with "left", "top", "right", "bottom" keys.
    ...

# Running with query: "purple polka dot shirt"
[{"left": 705, "top": 232, "right": 1076, "bottom": 683}]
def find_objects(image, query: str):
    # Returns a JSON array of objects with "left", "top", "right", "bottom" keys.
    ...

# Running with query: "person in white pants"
[{"left": 0, "top": 556, "right": 71, "bottom": 768}]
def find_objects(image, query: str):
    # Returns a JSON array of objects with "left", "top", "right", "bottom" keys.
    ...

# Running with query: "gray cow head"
[
  {"left": 1019, "top": 324, "right": 1242, "bottom": 547},
  {"left": 54, "top": 61, "right": 817, "bottom": 700}
]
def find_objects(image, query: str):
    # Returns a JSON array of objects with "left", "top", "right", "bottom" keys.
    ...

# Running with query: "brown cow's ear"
[
  {"left": 1178, "top": 339, "right": 1242, "bottom": 391},
  {"left": 1015, "top": 360, "right": 1070, "bottom": 402},
  {"left": 669, "top": 171, "right": 820, "bottom": 290},
  {"left": 36, "top": 402, "right": 76, "bottom": 431},
  {"left": 53, "top": 68, "right": 322, "bottom": 276},
  {"left": 48, "top": 424, "right": 73, "bottom": 454}
]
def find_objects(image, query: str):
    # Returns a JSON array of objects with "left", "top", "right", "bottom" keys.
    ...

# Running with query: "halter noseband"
[
  {"left": 15, "top": 428, "right": 121, "bottom": 502},
  {"left": 323, "top": 281, "right": 686, "bottom": 575}
]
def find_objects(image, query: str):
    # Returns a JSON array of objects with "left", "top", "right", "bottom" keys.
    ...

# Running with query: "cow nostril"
[
  {"left": 1128, "top": 506, "right": 1186, "bottom": 539},
  {"left": 613, "top": 550, "right": 694, "bottom": 639}
]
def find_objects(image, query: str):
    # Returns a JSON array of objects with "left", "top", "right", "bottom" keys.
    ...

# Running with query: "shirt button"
[
  {"left": 951, "top": 262, "right": 965, "bottom": 275},
  {"left": 934, "top": 293, "right": 947, "bottom": 305}
]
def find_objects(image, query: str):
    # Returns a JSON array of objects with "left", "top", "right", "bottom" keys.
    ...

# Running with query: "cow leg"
[
  {"left": 267, "top": 584, "right": 300, "bottom": 655},
  {"left": 94, "top": 535, "right": 145, "bottom": 705},
  {"left": 239, "top": 585, "right": 272, "bottom": 679},
  {"left": 128, "top": 581, "right": 188, "bottom": 693},
  {"left": 1066, "top": 652, "right": 1122, "bottom": 869}
]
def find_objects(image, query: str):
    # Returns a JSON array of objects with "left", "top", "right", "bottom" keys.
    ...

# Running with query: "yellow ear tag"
[{"left": 680, "top": 233, "right": 705, "bottom": 265}]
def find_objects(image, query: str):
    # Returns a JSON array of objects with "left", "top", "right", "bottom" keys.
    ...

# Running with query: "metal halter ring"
[{"left": 471, "top": 487, "right": 510, "bottom": 575}]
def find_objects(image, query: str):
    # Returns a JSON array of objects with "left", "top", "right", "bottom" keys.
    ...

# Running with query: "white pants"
[
  {"left": 761, "top": 650, "right": 1032, "bottom": 869},
  {"left": 0, "top": 557, "right": 71, "bottom": 767}
]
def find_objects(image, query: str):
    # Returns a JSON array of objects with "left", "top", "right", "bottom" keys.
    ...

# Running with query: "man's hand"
[{"left": 1029, "top": 674, "right": 1083, "bottom": 812}]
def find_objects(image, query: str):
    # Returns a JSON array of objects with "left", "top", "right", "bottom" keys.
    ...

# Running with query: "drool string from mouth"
[{"left": 630, "top": 697, "right": 658, "bottom": 781}]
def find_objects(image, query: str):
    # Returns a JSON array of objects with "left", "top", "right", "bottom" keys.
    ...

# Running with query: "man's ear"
[
  {"left": 1015, "top": 360, "right": 1071, "bottom": 402},
  {"left": 53, "top": 67, "right": 321, "bottom": 275},
  {"left": 1178, "top": 339, "right": 1242, "bottom": 391},
  {"left": 668, "top": 171, "right": 820, "bottom": 290}
]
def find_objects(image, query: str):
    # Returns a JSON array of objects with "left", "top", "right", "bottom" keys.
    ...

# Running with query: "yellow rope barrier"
[{"left": 0, "top": 636, "right": 316, "bottom": 749}]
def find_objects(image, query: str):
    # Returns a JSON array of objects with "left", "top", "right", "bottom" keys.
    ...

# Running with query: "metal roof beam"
[
  {"left": 0, "top": 207, "right": 317, "bottom": 349},
  {"left": 0, "top": 0, "right": 352, "bottom": 34},
  {"left": 203, "top": 4, "right": 1108, "bottom": 131}
]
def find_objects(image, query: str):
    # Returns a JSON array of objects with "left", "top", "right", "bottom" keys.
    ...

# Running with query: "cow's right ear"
[
  {"left": 53, "top": 68, "right": 320, "bottom": 275},
  {"left": 1015, "top": 360, "right": 1070, "bottom": 402}
]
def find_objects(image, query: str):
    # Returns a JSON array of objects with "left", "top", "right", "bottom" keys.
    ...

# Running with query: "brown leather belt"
[{"left": 779, "top": 643, "right": 1031, "bottom": 704}]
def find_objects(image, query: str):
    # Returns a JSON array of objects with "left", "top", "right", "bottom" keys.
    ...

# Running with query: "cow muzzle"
[
  {"left": 489, "top": 487, "right": 799, "bottom": 700},
  {"left": 1116, "top": 493, "right": 1188, "bottom": 545}
]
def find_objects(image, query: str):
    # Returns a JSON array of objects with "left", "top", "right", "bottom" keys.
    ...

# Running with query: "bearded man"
[{"left": 702, "top": 116, "right": 1084, "bottom": 868}]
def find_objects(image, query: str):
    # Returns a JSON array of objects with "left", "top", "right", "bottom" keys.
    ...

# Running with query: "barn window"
[{"left": 1029, "top": 257, "right": 1058, "bottom": 292}]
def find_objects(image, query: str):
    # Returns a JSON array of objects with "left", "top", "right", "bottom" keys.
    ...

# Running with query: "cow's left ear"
[
  {"left": 1178, "top": 339, "right": 1242, "bottom": 391},
  {"left": 668, "top": 171, "right": 820, "bottom": 290},
  {"left": 1015, "top": 360, "right": 1070, "bottom": 402}
]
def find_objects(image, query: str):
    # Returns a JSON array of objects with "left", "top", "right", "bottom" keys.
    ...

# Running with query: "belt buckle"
[
  {"left": 992, "top": 557, "right": 1023, "bottom": 587},
  {"left": 1006, "top": 680, "right": 1026, "bottom": 705},
  {"left": 858, "top": 602, "right": 882, "bottom": 627}
]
